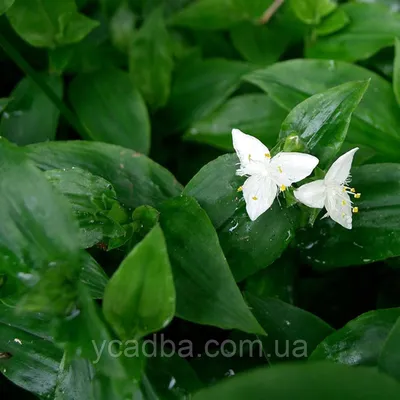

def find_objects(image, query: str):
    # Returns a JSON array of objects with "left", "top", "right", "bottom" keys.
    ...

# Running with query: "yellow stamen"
[
  {"left": 278, "top": 166, "right": 283, "bottom": 173},
  {"left": 353, "top": 207, "right": 359, "bottom": 213},
  {"left": 237, "top": 186, "right": 243, "bottom": 192},
  {"left": 350, "top": 188, "right": 356, "bottom": 193},
  {"left": 342, "top": 200, "right": 346, "bottom": 205},
  {"left": 248, "top": 154, "right": 251, "bottom": 161},
  {"left": 252, "top": 196, "right": 258, "bottom": 201},
  {"left": 265, "top": 153, "right": 271, "bottom": 158},
  {"left": 280, "top": 184, "right": 286, "bottom": 192},
  {"left": 355, "top": 193, "right": 361, "bottom": 199}
]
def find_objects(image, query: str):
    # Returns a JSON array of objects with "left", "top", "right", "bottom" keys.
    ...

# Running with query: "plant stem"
[{"left": 259, "top": 0, "right": 285, "bottom": 24}]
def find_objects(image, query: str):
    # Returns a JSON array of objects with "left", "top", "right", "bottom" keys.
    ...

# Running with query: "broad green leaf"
[
  {"left": 25, "top": 141, "right": 182, "bottom": 209},
  {"left": 394, "top": 37, "right": 400, "bottom": 106},
  {"left": 185, "top": 94, "right": 287, "bottom": 150},
  {"left": 110, "top": 1, "right": 136, "bottom": 53},
  {"left": 245, "top": 255, "right": 296, "bottom": 304},
  {"left": 193, "top": 362, "right": 400, "bottom": 399},
  {"left": 54, "top": 355, "right": 94, "bottom": 400},
  {"left": 245, "top": 59, "right": 400, "bottom": 162},
  {"left": 246, "top": 293, "right": 333, "bottom": 362},
  {"left": 159, "top": 195, "right": 264, "bottom": 335},
  {"left": 0, "top": 138, "right": 81, "bottom": 313},
  {"left": 103, "top": 224, "right": 175, "bottom": 340},
  {"left": 184, "top": 154, "right": 299, "bottom": 281},
  {"left": 315, "top": 8, "right": 350, "bottom": 36},
  {"left": 230, "top": 22, "right": 291, "bottom": 66},
  {"left": 170, "top": 0, "right": 270, "bottom": 30},
  {"left": 291, "top": 0, "right": 336, "bottom": 25},
  {"left": 45, "top": 167, "right": 129, "bottom": 249},
  {"left": 129, "top": 7, "right": 173, "bottom": 110},
  {"left": 307, "top": 3, "right": 400, "bottom": 61},
  {"left": 296, "top": 164, "right": 400, "bottom": 269},
  {"left": 279, "top": 80, "right": 369, "bottom": 168},
  {"left": 6, "top": 0, "right": 99, "bottom": 48},
  {"left": 80, "top": 253, "right": 108, "bottom": 299},
  {"left": 0, "top": 304, "right": 62, "bottom": 398},
  {"left": 56, "top": 286, "right": 128, "bottom": 380},
  {"left": 165, "top": 59, "right": 253, "bottom": 130},
  {"left": 379, "top": 317, "right": 400, "bottom": 381},
  {"left": 311, "top": 309, "right": 400, "bottom": 367},
  {"left": 69, "top": 68, "right": 150, "bottom": 154},
  {"left": 0, "top": 74, "right": 62, "bottom": 145},
  {"left": 49, "top": 25, "right": 125, "bottom": 75},
  {"left": 0, "top": 0, "right": 13, "bottom": 15}
]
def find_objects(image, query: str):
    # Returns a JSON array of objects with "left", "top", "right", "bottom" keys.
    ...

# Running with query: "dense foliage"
[{"left": 1, "top": 0, "right": 400, "bottom": 398}]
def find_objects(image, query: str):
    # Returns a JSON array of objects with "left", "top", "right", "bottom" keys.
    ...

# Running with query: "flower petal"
[
  {"left": 232, "top": 129, "right": 271, "bottom": 168},
  {"left": 269, "top": 152, "right": 319, "bottom": 187},
  {"left": 242, "top": 175, "right": 278, "bottom": 221},
  {"left": 325, "top": 188, "right": 352, "bottom": 229},
  {"left": 325, "top": 148, "right": 359, "bottom": 185},
  {"left": 294, "top": 180, "right": 326, "bottom": 209}
]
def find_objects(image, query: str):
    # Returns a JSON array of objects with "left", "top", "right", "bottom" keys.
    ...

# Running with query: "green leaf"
[
  {"left": 49, "top": 28, "right": 125, "bottom": 75},
  {"left": 246, "top": 293, "right": 333, "bottom": 362},
  {"left": 45, "top": 167, "right": 128, "bottom": 249},
  {"left": 165, "top": 59, "right": 253, "bottom": 131},
  {"left": 25, "top": 140, "right": 182, "bottom": 209},
  {"left": 125, "top": 205, "right": 160, "bottom": 249},
  {"left": 185, "top": 94, "right": 287, "bottom": 150},
  {"left": 0, "top": 74, "right": 63, "bottom": 145},
  {"left": 0, "top": 138, "right": 81, "bottom": 313},
  {"left": 80, "top": 253, "right": 108, "bottom": 299},
  {"left": 279, "top": 80, "right": 369, "bottom": 168},
  {"left": 6, "top": 0, "right": 99, "bottom": 48},
  {"left": 394, "top": 37, "right": 400, "bottom": 106},
  {"left": 290, "top": 0, "right": 336, "bottom": 25},
  {"left": 0, "top": 0, "right": 14, "bottom": 15},
  {"left": 170, "top": 0, "right": 269, "bottom": 30},
  {"left": 379, "top": 317, "right": 400, "bottom": 381},
  {"left": 103, "top": 224, "right": 175, "bottom": 340},
  {"left": 56, "top": 286, "right": 128, "bottom": 380},
  {"left": 159, "top": 195, "right": 264, "bottom": 335},
  {"left": 230, "top": 22, "right": 291, "bottom": 66},
  {"left": 315, "top": 8, "right": 350, "bottom": 36},
  {"left": 110, "top": 1, "right": 136, "bottom": 53},
  {"left": 245, "top": 59, "right": 400, "bottom": 162},
  {"left": 296, "top": 164, "right": 400, "bottom": 269},
  {"left": 193, "top": 362, "right": 400, "bottom": 399},
  {"left": 54, "top": 355, "right": 94, "bottom": 400},
  {"left": 129, "top": 7, "right": 173, "bottom": 110},
  {"left": 69, "top": 68, "right": 151, "bottom": 154},
  {"left": 245, "top": 255, "right": 296, "bottom": 304},
  {"left": 311, "top": 309, "right": 400, "bottom": 367},
  {"left": 184, "top": 154, "right": 299, "bottom": 281},
  {"left": 307, "top": 3, "right": 400, "bottom": 61},
  {"left": 0, "top": 304, "right": 62, "bottom": 398}
]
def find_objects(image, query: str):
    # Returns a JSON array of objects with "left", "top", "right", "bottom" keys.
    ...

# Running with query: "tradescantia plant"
[{"left": 2, "top": 0, "right": 400, "bottom": 399}]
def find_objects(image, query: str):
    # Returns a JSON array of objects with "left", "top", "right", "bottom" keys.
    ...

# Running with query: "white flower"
[
  {"left": 294, "top": 148, "right": 361, "bottom": 229},
  {"left": 232, "top": 129, "right": 319, "bottom": 221}
]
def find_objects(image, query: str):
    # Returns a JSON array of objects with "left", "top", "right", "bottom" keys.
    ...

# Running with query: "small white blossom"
[
  {"left": 232, "top": 129, "right": 319, "bottom": 221},
  {"left": 294, "top": 148, "right": 361, "bottom": 229}
]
